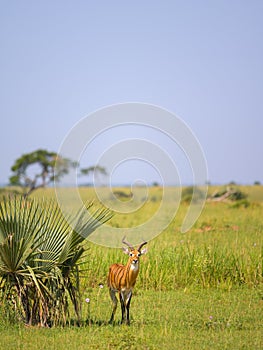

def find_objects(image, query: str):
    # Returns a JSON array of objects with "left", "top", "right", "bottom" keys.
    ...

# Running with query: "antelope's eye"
[
  {"left": 129, "top": 252, "right": 133, "bottom": 257},
  {"left": 137, "top": 253, "right": 141, "bottom": 257}
]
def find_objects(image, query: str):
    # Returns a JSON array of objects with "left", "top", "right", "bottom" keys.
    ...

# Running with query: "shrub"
[
  {"left": 0, "top": 196, "right": 111, "bottom": 327},
  {"left": 181, "top": 186, "right": 206, "bottom": 203}
]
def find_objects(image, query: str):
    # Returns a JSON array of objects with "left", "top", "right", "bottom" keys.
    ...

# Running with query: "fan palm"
[{"left": 0, "top": 196, "right": 112, "bottom": 326}]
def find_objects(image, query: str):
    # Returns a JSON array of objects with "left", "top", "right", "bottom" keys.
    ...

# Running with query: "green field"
[{"left": 0, "top": 186, "right": 262, "bottom": 349}]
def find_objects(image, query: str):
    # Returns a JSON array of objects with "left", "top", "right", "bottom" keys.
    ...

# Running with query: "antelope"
[{"left": 107, "top": 236, "right": 147, "bottom": 325}]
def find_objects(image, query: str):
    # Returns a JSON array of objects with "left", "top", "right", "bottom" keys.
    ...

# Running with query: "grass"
[
  {"left": 0, "top": 185, "right": 263, "bottom": 349},
  {"left": 0, "top": 288, "right": 262, "bottom": 349}
]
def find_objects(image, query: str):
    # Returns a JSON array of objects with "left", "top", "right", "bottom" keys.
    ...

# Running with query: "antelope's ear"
[
  {"left": 122, "top": 247, "right": 130, "bottom": 255},
  {"left": 140, "top": 248, "right": 147, "bottom": 255}
]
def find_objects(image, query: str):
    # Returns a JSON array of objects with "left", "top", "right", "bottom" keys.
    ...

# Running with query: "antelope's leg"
[
  {"left": 109, "top": 289, "right": 118, "bottom": 324},
  {"left": 126, "top": 291, "right": 132, "bottom": 325},
  {"left": 119, "top": 291, "right": 126, "bottom": 324}
]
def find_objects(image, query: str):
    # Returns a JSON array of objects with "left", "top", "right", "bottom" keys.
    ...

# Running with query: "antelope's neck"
[{"left": 126, "top": 261, "right": 139, "bottom": 286}]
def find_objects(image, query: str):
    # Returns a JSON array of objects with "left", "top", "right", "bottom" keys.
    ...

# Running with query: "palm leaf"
[{"left": 0, "top": 195, "right": 113, "bottom": 326}]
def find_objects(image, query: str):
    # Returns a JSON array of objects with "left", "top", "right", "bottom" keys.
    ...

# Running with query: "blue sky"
[{"left": 1, "top": 1, "right": 263, "bottom": 186}]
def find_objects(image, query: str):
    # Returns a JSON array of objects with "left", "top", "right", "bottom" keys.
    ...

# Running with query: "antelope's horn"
[
  {"left": 138, "top": 240, "right": 147, "bottom": 252},
  {"left": 122, "top": 236, "right": 134, "bottom": 250}
]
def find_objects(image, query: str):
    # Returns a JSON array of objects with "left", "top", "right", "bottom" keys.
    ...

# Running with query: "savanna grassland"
[{"left": 0, "top": 186, "right": 262, "bottom": 350}]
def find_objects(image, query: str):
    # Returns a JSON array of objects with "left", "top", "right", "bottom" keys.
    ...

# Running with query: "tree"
[
  {"left": 9, "top": 149, "right": 76, "bottom": 196},
  {"left": 80, "top": 165, "right": 107, "bottom": 185}
]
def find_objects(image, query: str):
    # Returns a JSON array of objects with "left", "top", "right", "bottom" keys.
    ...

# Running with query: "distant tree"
[
  {"left": 9, "top": 149, "right": 76, "bottom": 196},
  {"left": 254, "top": 181, "right": 261, "bottom": 185},
  {"left": 228, "top": 181, "right": 237, "bottom": 185},
  {"left": 80, "top": 165, "right": 107, "bottom": 185},
  {"left": 181, "top": 186, "right": 206, "bottom": 203}
]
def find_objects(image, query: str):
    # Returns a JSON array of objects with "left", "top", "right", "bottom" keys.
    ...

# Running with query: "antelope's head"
[{"left": 122, "top": 236, "right": 147, "bottom": 266}]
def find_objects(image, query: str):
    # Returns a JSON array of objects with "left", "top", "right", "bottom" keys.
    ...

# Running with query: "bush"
[
  {"left": 0, "top": 196, "right": 111, "bottom": 327},
  {"left": 181, "top": 186, "right": 206, "bottom": 203},
  {"left": 228, "top": 188, "right": 247, "bottom": 201},
  {"left": 209, "top": 186, "right": 248, "bottom": 202}
]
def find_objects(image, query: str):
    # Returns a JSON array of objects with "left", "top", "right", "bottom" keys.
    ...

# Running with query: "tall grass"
[
  {"left": 81, "top": 239, "right": 262, "bottom": 292},
  {"left": 78, "top": 187, "right": 263, "bottom": 292}
]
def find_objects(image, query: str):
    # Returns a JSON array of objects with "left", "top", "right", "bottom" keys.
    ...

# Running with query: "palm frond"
[{"left": 0, "top": 195, "right": 112, "bottom": 326}]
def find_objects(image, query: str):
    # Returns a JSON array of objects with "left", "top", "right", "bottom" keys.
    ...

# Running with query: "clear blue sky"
[{"left": 1, "top": 1, "right": 262, "bottom": 186}]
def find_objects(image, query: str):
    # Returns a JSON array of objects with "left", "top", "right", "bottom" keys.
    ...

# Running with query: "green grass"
[
  {"left": 0, "top": 288, "right": 262, "bottom": 349},
  {"left": 0, "top": 185, "right": 263, "bottom": 349}
]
